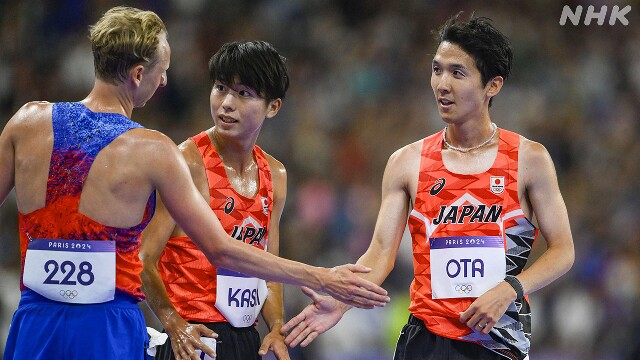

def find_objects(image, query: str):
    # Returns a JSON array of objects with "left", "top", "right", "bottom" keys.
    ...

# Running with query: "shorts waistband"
[
  {"left": 194, "top": 321, "right": 257, "bottom": 332},
  {"left": 19, "top": 289, "right": 139, "bottom": 308},
  {"left": 407, "top": 314, "right": 426, "bottom": 326}
]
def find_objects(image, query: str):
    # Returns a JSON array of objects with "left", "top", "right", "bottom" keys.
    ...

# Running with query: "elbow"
[
  {"left": 564, "top": 244, "right": 575, "bottom": 273},
  {"left": 199, "top": 237, "right": 234, "bottom": 268}
]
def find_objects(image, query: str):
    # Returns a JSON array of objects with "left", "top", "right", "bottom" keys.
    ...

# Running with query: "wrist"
[
  {"left": 504, "top": 275, "right": 524, "bottom": 299},
  {"left": 268, "top": 319, "right": 284, "bottom": 332}
]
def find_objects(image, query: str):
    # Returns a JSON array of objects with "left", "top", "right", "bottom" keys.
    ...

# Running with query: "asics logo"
[
  {"left": 224, "top": 196, "right": 235, "bottom": 214},
  {"left": 430, "top": 178, "right": 446, "bottom": 196}
]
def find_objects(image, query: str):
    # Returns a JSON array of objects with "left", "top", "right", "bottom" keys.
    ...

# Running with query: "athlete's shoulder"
[
  {"left": 262, "top": 151, "right": 285, "bottom": 173},
  {"left": 389, "top": 137, "right": 423, "bottom": 164},
  {"left": 262, "top": 150, "right": 287, "bottom": 190},
  {"left": 7, "top": 101, "right": 53, "bottom": 128},
  {"left": 112, "top": 128, "right": 182, "bottom": 168},
  {"left": 519, "top": 136, "right": 551, "bottom": 164},
  {"left": 177, "top": 136, "right": 204, "bottom": 167}
]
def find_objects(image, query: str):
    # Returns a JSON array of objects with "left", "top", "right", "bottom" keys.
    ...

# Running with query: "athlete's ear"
[
  {"left": 485, "top": 76, "right": 503, "bottom": 99},
  {"left": 129, "top": 65, "right": 145, "bottom": 87},
  {"left": 265, "top": 98, "right": 282, "bottom": 119}
]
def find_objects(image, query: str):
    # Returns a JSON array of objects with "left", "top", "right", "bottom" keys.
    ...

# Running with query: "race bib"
[
  {"left": 215, "top": 268, "right": 267, "bottom": 328},
  {"left": 430, "top": 236, "right": 505, "bottom": 299},
  {"left": 22, "top": 239, "right": 116, "bottom": 304}
]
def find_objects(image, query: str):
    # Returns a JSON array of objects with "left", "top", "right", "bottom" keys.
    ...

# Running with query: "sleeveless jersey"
[
  {"left": 18, "top": 102, "right": 156, "bottom": 301},
  {"left": 407, "top": 128, "right": 537, "bottom": 360},
  {"left": 158, "top": 131, "right": 273, "bottom": 323}
]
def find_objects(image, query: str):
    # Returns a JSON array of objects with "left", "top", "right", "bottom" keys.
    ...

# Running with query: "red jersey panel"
[
  {"left": 158, "top": 131, "right": 273, "bottom": 323},
  {"left": 19, "top": 102, "right": 155, "bottom": 301},
  {"left": 407, "top": 128, "right": 537, "bottom": 360}
]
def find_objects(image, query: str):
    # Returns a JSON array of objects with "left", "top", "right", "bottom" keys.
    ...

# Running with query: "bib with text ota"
[{"left": 430, "top": 236, "right": 505, "bottom": 299}]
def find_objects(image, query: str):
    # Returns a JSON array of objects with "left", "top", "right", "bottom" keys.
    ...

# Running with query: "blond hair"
[{"left": 89, "top": 6, "right": 167, "bottom": 84}]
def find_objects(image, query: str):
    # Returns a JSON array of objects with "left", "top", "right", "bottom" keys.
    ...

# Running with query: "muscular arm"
[
  {"left": 258, "top": 156, "right": 289, "bottom": 359},
  {"left": 515, "top": 139, "right": 574, "bottom": 293},
  {"left": 460, "top": 139, "right": 575, "bottom": 333},
  {"left": 143, "top": 133, "right": 389, "bottom": 308},
  {"left": 353, "top": 147, "right": 415, "bottom": 286}
]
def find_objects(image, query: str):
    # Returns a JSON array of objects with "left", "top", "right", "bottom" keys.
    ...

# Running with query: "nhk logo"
[{"left": 559, "top": 5, "right": 631, "bottom": 25}]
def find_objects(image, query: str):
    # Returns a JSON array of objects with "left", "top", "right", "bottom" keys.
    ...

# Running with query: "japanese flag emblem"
[{"left": 490, "top": 176, "right": 505, "bottom": 194}]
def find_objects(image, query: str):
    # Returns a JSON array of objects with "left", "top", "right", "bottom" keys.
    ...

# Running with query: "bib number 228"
[{"left": 43, "top": 260, "right": 95, "bottom": 286}]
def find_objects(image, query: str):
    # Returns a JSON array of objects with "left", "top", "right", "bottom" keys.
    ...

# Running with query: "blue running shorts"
[{"left": 3, "top": 290, "right": 149, "bottom": 360}]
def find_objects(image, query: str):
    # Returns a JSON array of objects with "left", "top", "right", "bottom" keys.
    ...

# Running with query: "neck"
[
  {"left": 443, "top": 119, "right": 497, "bottom": 152},
  {"left": 82, "top": 80, "right": 134, "bottom": 118},
  {"left": 209, "top": 128, "right": 256, "bottom": 173}
]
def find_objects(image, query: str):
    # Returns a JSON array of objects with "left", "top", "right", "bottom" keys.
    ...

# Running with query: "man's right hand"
[
  {"left": 319, "top": 264, "right": 389, "bottom": 308},
  {"left": 165, "top": 315, "right": 218, "bottom": 360},
  {"left": 282, "top": 287, "right": 345, "bottom": 348}
]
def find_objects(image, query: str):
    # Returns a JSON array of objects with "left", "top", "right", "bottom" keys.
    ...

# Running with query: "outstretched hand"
[
  {"left": 321, "top": 264, "right": 389, "bottom": 308},
  {"left": 165, "top": 317, "right": 218, "bottom": 360},
  {"left": 281, "top": 287, "right": 345, "bottom": 348}
]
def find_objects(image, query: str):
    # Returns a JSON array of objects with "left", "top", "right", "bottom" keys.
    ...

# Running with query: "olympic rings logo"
[
  {"left": 242, "top": 314, "right": 253, "bottom": 323},
  {"left": 59, "top": 289, "right": 79, "bottom": 299},
  {"left": 455, "top": 284, "right": 473, "bottom": 294}
]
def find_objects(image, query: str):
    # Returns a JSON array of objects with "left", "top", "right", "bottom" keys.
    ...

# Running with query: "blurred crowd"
[{"left": 1, "top": 0, "right": 639, "bottom": 359}]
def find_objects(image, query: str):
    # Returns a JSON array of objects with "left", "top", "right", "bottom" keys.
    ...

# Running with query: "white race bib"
[
  {"left": 215, "top": 268, "right": 267, "bottom": 328},
  {"left": 23, "top": 239, "right": 116, "bottom": 304},
  {"left": 430, "top": 236, "right": 505, "bottom": 299}
]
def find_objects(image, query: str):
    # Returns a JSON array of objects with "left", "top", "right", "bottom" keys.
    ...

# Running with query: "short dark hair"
[
  {"left": 208, "top": 40, "right": 290, "bottom": 102},
  {"left": 435, "top": 13, "right": 513, "bottom": 106}
]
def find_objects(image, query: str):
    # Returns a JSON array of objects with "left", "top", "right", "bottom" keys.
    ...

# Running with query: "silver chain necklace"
[{"left": 442, "top": 123, "right": 498, "bottom": 153}]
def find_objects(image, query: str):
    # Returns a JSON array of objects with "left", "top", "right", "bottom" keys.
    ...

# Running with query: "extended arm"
[
  {"left": 145, "top": 135, "right": 389, "bottom": 308},
  {"left": 282, "top": 146, "right": 417, "bottom": 347}
]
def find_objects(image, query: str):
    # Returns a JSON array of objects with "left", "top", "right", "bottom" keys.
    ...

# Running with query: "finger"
[
  {"left": 284, "top": 323, "right": 306, "bottom": 347},
  {"left": 343, "top": 287, "right": 389, "bottom": 307},
  {"left": 459, "top": 310, "right": 470, "bottom": 323},
  {"left": 193, "top": 337, "right": 216, "bottom": 358},
  {"left": 258, "top": 340, "right": 270, "bottom": 356},
  {"left": 344, "top": 263, "right": 372, "bottom": 274},
  {"left": 300, "top": 286, "right": 323, "bottom": 302},
  {"left": 197, "top": 325, "right": 218, "bottom": 338},
  {"left": 272, "top": 344, "right": 291, "bottom": 359},
  {"left": 181, "top": 343, "right": 200, "bottom": 360},
  {"left": 300, "top": 331, "right": 319, "bottom": 348},
  {"left": 480, "top": 320, "right": 496, "bottom": 334},
  {"left": 282, "top": 311, "right": 307, "bottom": 333},
  {"left": 350, "top": 277, "right": 389, "bottom": 298},
  {"left": 174, "top": 345, "right": 189, "bottom": 360},
  {"left": 290, "top": 325, "right": 313, "bottom": 348}
]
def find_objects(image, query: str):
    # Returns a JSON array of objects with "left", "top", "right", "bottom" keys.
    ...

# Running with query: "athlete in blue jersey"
[{"left": 0, "top": 6, "right": 389, "bottom": 360}]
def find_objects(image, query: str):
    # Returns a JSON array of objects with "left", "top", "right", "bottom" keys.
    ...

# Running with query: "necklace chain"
[{"left": 442, "top": 123, "right": 498, "bottom": 153}]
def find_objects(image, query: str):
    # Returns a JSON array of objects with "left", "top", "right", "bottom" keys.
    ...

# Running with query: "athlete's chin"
[{"left": 438, "top": 112, "right": 456, "bottom": 123}]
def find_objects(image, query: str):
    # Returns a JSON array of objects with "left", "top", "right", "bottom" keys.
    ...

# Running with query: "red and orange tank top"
[
  {"left": 407, "top": 128, "right": 537, "bottom": 360},
  {"left": 158, "top": 131, "right": 273, "bottom": 323},
  {"left": 18, "top": 102, "right": 156, "bottom": 301}
]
